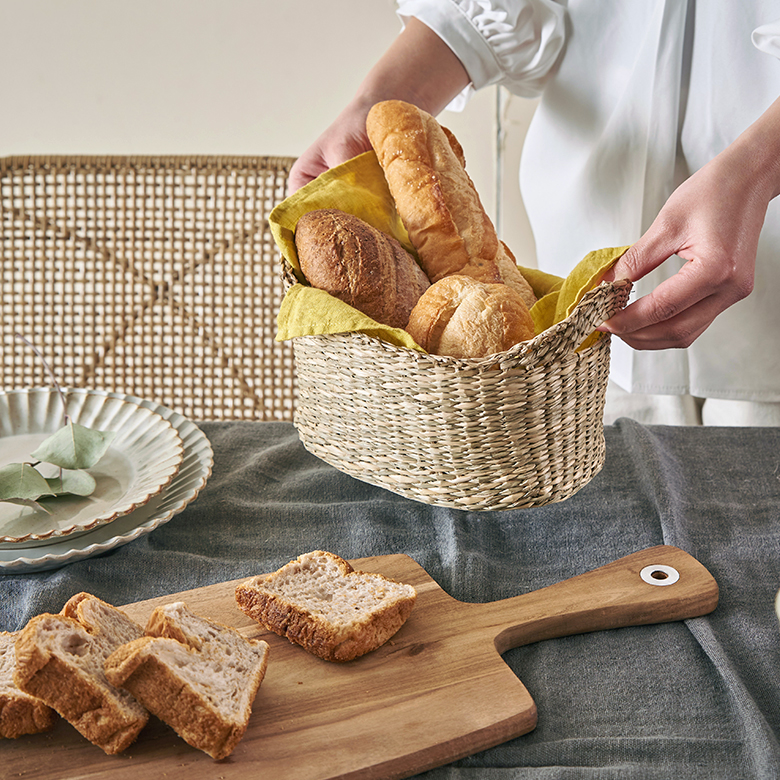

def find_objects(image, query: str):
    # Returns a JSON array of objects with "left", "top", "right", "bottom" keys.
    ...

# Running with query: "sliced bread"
[
  {"left": 12, "top": 592, "right": 148, "bottom": 754},
  {"left": 105, "top": 601, "right": 270, "bottom": 760},
  {"left": 234, "top": 550, "right": 417, "bottom": 662},
  {"left": 0, "top": 631, "right": 56, "bottom": 739}
]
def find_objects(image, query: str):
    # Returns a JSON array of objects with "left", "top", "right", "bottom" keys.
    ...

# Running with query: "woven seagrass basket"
[{"left": 287, "top": 275, "right": 632, "bottom": 511}]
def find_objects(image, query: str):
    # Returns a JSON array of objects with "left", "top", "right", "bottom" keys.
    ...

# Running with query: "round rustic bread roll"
[
  {"left": 405, "top": 275, "right": 536, "bottom": 358},
  {"left": 294, "top": 208, "right": 430, "bottom": 329}
]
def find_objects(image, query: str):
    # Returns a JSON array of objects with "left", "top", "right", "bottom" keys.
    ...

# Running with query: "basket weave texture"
[
  {"left": 1, "top": 155, "right": 297, "bottom": 421},
  {"left": 291, "top": 278, "right": 632, "bottom": 511}
]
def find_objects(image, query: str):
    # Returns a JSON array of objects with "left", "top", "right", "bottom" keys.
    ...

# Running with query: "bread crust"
[
  {"left": 295, "top": 208, "right": 430, "bottom": 329},
  {"left": 235, "top": 551, "right": 417, "bottom": 663},
  {"left": 406, "top": 275, "right": 536, "bottom": 358},
  {"left": 366, "top": 100, "right": 536, "bottom": 308}
]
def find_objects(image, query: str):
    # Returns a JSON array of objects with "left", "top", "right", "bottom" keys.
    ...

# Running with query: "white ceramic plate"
[
  {"left": 0, "top": 391, "right": 213, "bottom": 573},
  {"left": 0, "top": 389, "right": 184, "bottom": 544}
]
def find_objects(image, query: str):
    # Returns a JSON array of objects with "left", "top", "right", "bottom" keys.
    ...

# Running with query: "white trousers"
[{"left": 603, "top": 382, "right": 780, "bottom": 427}]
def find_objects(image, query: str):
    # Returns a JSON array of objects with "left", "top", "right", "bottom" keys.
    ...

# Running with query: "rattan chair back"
[{"left": 1, "top": 155, "right": 297, "bottom": 421}]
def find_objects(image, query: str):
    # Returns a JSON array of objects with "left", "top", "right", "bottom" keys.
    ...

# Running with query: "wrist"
[{"left": 728, "top": 95, "right": 780, "bottom": 202}]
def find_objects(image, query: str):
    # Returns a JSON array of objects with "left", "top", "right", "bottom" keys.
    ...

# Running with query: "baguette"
[
  {"left": 235, "top": 550, "right": 417, "bottom": 662},
  {"left": 366, "top": 99, "right": 536, "bottom": 309},
  {"left": 13, "top": 593, "right": 148, "bottom": 754},
  {"left": 105, "top": 602, "right": 270, "bottom": 760},
  {"left": 295, "top": 208, "right": 430, "bottom": 329},
  {"left": 0, "top": 631, "right": 56, "bottom": 739}
]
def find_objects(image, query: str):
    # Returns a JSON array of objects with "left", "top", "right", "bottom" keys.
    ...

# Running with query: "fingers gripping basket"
[{"left": 290, "top": 277, "right": 632, "bottom": 511}]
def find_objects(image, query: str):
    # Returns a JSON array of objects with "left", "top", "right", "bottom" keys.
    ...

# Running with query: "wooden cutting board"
[{"left": 6, "top": 545, "right": 718, "bottom": 780}]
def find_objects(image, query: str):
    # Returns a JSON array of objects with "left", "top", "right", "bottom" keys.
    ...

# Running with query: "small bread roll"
[
  {"left": 294, "top": 208, "right": 430, "bottom": 329},
  {"left": 405, "top": 275, "right": 536, "bottom": 358},
  {"left": 366, "top": 100, "right": 536, "bottom": 309}
]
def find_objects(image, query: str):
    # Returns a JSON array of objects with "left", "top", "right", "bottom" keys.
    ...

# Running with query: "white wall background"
[{"left": 0, "top": 0, "right": 538, "bottom": 265}]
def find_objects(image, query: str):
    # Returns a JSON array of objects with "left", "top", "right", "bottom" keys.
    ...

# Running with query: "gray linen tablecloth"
[{"left": 3, "top": 418, "right": 780, "bottom": 779}]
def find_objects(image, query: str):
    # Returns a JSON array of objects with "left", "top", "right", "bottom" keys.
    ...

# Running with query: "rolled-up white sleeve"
[
  {"left": 397, "top": 0, "right": 567, "bottom": 108},
  {"left": 753, "top": 18, "right": 780, "bottom": 59}
]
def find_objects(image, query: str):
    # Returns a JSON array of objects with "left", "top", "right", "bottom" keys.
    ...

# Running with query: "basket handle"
[{"left": 498, "top": 278, "right": 633, "bottom": 369}]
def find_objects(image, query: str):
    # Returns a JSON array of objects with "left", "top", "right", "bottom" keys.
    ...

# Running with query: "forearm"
[
  {"left": 350, "top": 17, "right": 470, "bottom": 117},
  {"left": 716, "top": 94, "right": 780, "bottom": 203},
  {"left": 287, "top": 17, "right": 470, "bottom": 192}
]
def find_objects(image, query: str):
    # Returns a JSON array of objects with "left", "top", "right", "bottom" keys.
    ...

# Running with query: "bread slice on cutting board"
[
  {"left": 104, "top": 601, "right": 270, "bottom": 760},
  {"left": 12, "top": 592, "right": 148, "bottom": 754},
  {"left": 0, "top": 630, "right": 56, "bottom": 739},
  {"left": 235, "top": 550, "right": 417, "bottom": 662}
]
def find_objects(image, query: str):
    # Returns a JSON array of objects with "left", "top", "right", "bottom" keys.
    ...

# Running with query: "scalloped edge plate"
[
  {"left": 0, "top": 391, "right": 213, "bottom": 573},
  {"left": 0, "top": 390, "right": 184, "bottom": 544}
]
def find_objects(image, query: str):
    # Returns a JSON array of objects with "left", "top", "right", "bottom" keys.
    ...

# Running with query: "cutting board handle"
[{"left": 482, "top": 545, "right": 718, "bottom": 654}]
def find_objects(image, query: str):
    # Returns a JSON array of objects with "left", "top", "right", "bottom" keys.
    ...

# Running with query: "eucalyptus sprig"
[{"left": 0, "top": 336, "right": 116, "bottom": 513}]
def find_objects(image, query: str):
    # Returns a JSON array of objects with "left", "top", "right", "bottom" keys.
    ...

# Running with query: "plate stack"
[{"left": 0, "top": 389, "right": 213, "bottom": 573}]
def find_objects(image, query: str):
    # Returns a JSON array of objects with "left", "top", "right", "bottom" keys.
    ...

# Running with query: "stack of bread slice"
[
  {"left": 12, "top": 593, "right": 149, "bottom": 753},
  {"left": 105, "top": 601, "right": 270, "bottom": 759},
  {"left": 7, "top": 593, "right": 269, "bottom": 758}
]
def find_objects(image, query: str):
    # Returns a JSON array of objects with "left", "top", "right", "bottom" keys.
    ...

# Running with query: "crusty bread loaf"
[
  {"left": 366, "top": 100, "right": 536, "bottom": 309},
  {"left": 105, "top": 602, "right": 270, "bottom": 760},
  {"left": 12, "top": 593, "right": 147, "bottom": 754},
  {"left": 235, "top": 550, "right": 417, "bottom": 663},
  {"left": 405, "top": 275, "right": 536, "bottom": 358},
  {"left": 0, "top": 631, "right": 56, "bottom": 739},
  {"left": 295, "top": 208, "right": 430, "bottom": 329}
]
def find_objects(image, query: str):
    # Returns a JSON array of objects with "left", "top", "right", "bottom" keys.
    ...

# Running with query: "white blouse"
[{"left": 396, "top": 0, "right": 780, "bottom": 401}]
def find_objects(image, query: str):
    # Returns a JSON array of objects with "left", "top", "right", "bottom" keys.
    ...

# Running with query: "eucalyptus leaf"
[
  {"left": 31, "top": 421, "right": 115, "bottom": 470},
  {"left": 45, "top": 469, "right": 98, "bottom": 497},
  {"left": 0, "top": 462, "right": 56, "bottom": 501}
]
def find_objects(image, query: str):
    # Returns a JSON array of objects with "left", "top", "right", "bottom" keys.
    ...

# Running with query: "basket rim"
[{"left": 290, "top": 277, "right": 632, "bottom": 371}]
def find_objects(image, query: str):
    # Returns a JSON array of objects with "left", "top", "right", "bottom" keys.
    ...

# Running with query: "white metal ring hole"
[{"left": 640, "top": 564, "right": 680, "bottom": 587}]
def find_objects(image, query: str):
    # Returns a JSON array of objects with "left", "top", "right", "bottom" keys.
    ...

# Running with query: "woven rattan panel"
[{"left": 1, "top": 155, "right": 297, "bottom": 421}]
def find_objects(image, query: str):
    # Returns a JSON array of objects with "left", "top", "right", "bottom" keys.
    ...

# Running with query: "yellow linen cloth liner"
[{"left": 270, "top": 151, "right": 628, "bottom": 352}]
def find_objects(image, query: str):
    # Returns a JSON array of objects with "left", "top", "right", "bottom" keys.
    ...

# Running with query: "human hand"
[
  {"left": 287, "top": 100, "right": 374, "bottom": 194},
  {"left": 599, "top": 151, "right": 773, "bottom": 350}
]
